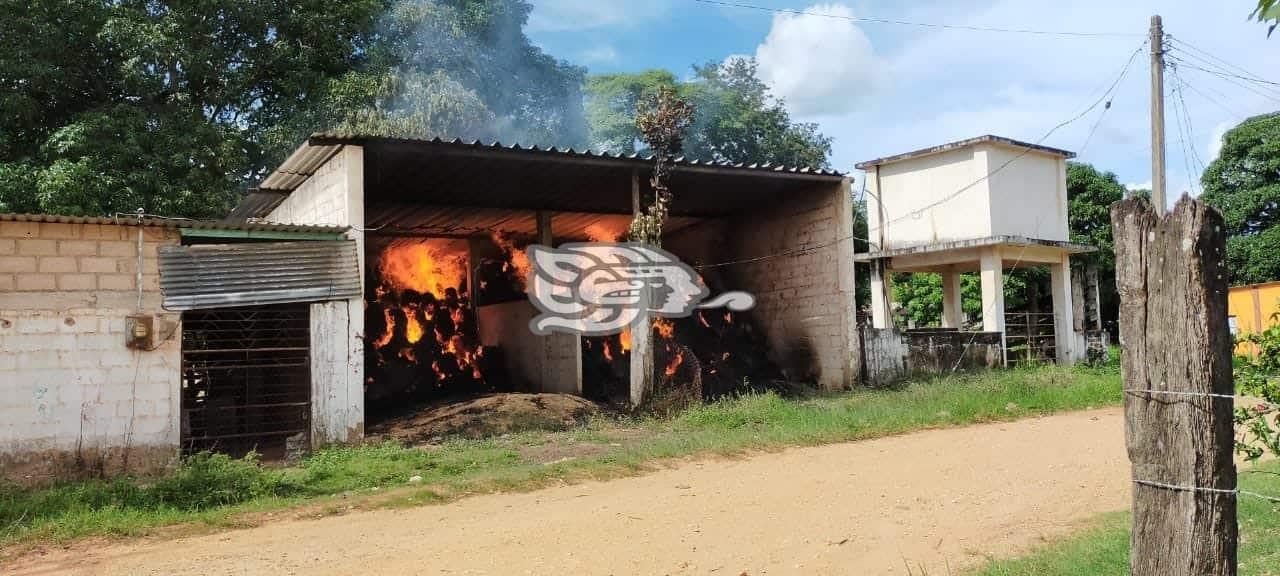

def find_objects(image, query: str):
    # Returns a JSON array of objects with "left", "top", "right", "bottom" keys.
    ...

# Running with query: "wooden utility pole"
[
  {"left": 1149, "top": 15, "right": 1167, "bottom": 215},
  {"left": 1113, "top": 196, "right": 1236, "bottom": 575}
]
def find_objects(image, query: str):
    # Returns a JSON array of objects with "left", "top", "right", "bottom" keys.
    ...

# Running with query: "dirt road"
[{"left": 9, "top": 408, "right": 1129, "bottom": 575}]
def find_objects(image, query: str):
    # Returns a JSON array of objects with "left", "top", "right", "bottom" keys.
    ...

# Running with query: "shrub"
[
  {"left": 151, "top": 452, "right": 297, "bottom": 511},
  {"left": 1235, "top": 313, "right": 1280, "bottom": 461}
]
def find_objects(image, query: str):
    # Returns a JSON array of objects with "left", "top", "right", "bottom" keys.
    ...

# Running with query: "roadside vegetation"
[
  {"left": 971, "top": 460, "right": 1280, "bottom": 575},
  {"left": 0, "top": 362, "right": 1121, "bottom": 553}
]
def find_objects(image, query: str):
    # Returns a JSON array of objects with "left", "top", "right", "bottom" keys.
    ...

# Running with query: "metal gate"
[
  {"left": 1003, "top": 311, "right": 1058, "bottom": 365},
  {"left": 181, "top": 304, "right": 311, "bottom": 458}
]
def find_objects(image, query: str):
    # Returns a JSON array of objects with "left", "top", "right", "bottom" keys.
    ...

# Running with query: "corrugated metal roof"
[
  {"left": 855, "top": 135, "right": 1076, "bottom": 170},
  {"left": 364, "top": 204, "right": 701, "bottom": 240},
  {"left": 0, "top": 212, "right": 348, "bottom": 234},
  {"left": 223, "top": 191, "right": 291, "bottom": 222},
  {"left": 158, "top": 240, "right": 361, "bottom": 310},
  {"left": 257, "top": 133, "right": 844, "bottom": 193}
]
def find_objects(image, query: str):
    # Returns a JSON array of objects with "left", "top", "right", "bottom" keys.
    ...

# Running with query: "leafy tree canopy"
[
  {"left": 0, "top": 0, "right": 386, "bottom": 217},
  {"left": 1255, "top": 0, "right": 1279, "bottom": 36},
  {"left": 1201, "top": 112, "right": 1280, "bottom": 285},
  {"left": 0, "top": 0, "right": 587, "bottom": 218},
  {"left": 585, "top": 58, "right": 832, "bottom": 169}
]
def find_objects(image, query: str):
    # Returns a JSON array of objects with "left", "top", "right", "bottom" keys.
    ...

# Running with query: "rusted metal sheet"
[{"left": 158, "top": 240, "right": 361, "bottom": 310}]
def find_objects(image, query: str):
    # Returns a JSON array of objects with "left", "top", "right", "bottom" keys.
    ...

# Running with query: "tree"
[
  {"left": 1067, "top": 162, "right": 1126, "bottom": 326},
  {"left": 0, "top": 0, "right": 386, "bottom": 218},
  {"left": 359, "top": 0, "right": 588, "bottom": 147},
  {"left": 1201, "top": 112, "right": 1280, "bottom": 286},
  {"left": 585, "top": 58, "right": 832, "bottom": 168},
  {"left": 1254, "top": 0, "right": 1279, "bottom": 36},
  {"left": 891, "top": 272, "right": 1027, "bottom": 328},
  {"left": 1, "top": 0, "right": 588, "bottom": 219},
  {"left": 627, "top": 86, "right": 695, "bottom": 246}
]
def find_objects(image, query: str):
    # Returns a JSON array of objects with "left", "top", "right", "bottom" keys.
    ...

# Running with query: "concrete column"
[
  {"left": 869, "top": 259, "right": 893, "bottom": 329},
  {"left": 1050, "top": 252, "right": 1075, "bottom": 365},
  {"left": 979, "top": 248, "right": 1005, "bottom": 333},
  {"left": 534, "top": 211, "right": 583, "bottom": 394},
  {"left": 941, "top": 270, "right": 963, "bottom": 328},
  {"left": 1086, "top": 263, "right": 1103, "bottom": 331}
]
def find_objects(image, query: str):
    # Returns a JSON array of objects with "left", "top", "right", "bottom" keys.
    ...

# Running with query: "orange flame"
[
  {"left": 374, "top": 309, "right": 396, "bottom": 348},
  {"left": 491, "top": 233, "right": 531, "bottom": 287},
  {"left": 654, "top": 318, "right": 675, "bottom": 340},
  {"left": 620, "top": 329, "right": 632, "bottom": 352},
  {"left": 370, "top": 239, "right": 486, "bottom": 386},
  {"left": 664, "top": 347, "right": 685, "bottom": 378},
  {"left": 602, "top": 340, "right": 614, "bottom": 362},
  {"left": 378, "top": 240, "right": 467, "bottom": 298},
  {"left": 404, "top": 307, "right": 424, "bottom": 345},
  {"left": 584, "top": 223, "right": 622, "bottom": 243},
  {"left": 697, "top": 311, "right": 710, "bottom": 329}
]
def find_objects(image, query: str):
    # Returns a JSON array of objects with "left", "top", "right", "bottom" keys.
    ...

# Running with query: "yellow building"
[{"left": 1228, "top": 280, "right": 1280, "bottom": 355}]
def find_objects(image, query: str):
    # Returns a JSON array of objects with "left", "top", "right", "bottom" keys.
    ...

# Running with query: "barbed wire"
[{"left": 1135, "top": 479, "right": 1280, "bottom": 504}]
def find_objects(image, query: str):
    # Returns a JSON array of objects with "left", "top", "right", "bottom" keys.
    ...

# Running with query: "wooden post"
[
  {"left": 1149, "top": 15, "right": 1167, "bottom": 215},
  {"left": 1113, "top": 196, "right": 1236, "bottom": 575},
  {"left": 628, "top": 289, "right": 654, "bottom": 409},
  {"left": 631, "top": 170, "right": 641, "bottom": 216}
]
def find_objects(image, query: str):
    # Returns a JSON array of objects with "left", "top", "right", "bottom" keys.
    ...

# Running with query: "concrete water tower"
[{"left": 855, "top": 135, "right": 1095, "bottom": 364}]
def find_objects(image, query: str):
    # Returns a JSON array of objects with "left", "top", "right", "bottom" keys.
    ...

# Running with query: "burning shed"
[{"left": 232, "top": 134, "right": 860, "bottom": 430}]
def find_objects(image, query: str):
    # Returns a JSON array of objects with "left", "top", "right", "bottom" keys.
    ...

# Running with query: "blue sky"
[{"left": 528, "top": 0, "right": 1279, "bottom": 199}]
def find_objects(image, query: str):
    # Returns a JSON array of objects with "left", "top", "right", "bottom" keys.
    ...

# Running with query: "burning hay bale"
[
  {"left": 365, "top": 239, "right": 506, "bottom": 418},
  {"left": 581, "top": 309, "right": 784, "bottom": 409}
]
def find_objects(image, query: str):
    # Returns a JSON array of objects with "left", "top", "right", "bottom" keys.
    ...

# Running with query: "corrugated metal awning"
[{"left": 158, "top": 241, "right": 361, "bottom": 310}]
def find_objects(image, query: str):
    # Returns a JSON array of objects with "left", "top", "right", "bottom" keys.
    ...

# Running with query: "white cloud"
[
  {"left": 528, "top": 0, "right": 666, "bottom": 33},
  {"left": 1125, "top": 180, "right": 1152, "bottom": 192},
  {"left": 809, "top": 0, "right": 1276, "bottom": 187},
  {"left": 753, "top": 3, "right": 886, "bottom": 116}
]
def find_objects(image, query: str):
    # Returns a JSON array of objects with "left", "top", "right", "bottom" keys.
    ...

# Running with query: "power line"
[
  {"left": 867, "top": 37, "right": 1146, "bottom": 233},
  {"left": 1167, "top": 55, "right": 1280, "bottom": 105},
  {"left": 1176, "top": 72, "right": 1249, "bottom": 120},
  {"left": 690, "top": 0, "right": 1141, "bottom": 38},
  {"left": 1167, "top": 48, "right": 1280, "bottom": 94},
  {"left": 1166, "top": 37, "right": 1280, "bottom": 89},
  {"left": 696, "top": 38, "right": 1146, "bottom": 270},
  {"left": 1169, "top": 77, "right": 1200, "bottom": 196},
  {"left": 1169, "top": 56, "right": 1280, "bottom": 98},
  {"left": 1171, "top": 69, "right": 1209, "bottom": 174}
]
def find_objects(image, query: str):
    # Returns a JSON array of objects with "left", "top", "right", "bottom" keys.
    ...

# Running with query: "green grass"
[
  {"left": 0, "top": 363, "right": 1122, "bottom": 552},
  {"left": 971, "top": 461, "right": 1280, "bottom": 575}
]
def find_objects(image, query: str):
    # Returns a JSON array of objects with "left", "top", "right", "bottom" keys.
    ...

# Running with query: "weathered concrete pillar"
[
  {"left": 1050, "top": 252, "right": 1075, "bottom": 365},
  {"left": 979, "top": 248, "right": 1006, "bottom": 365},
  {"left": 941, "top": 270, "right": 963, "bottom": 328},
  {"left": 869, "top": 259, "right": 893, "bottom": 329},
  {"left": 1071, "top": 265, "right": 1086, "bottom": 331},
  {"left": 978, "top": 248, "right": 1005, "bottom": 333},
  {"left": 1086, "top": 262, "right": 1103, "bottom": 331},
  {"left": 535, "top": 211, "right": 583, "bottom": 395}
]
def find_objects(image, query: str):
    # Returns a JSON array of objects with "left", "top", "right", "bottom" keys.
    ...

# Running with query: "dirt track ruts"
[{"left": 7, "top": 408, "right": 1129, "bottom": 575}]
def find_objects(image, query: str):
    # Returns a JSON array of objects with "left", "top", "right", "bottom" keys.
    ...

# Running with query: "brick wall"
[
  {"left": 723, "top": 180, "right": 859, "bottom": 390},
  {"left": 0, "top": 220, "right": 181, "bottom": 484}
]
